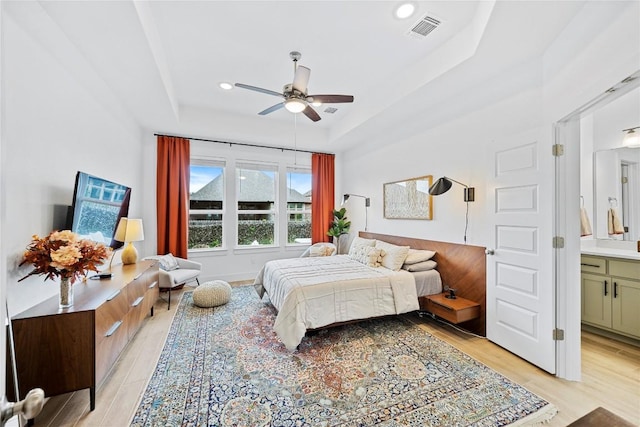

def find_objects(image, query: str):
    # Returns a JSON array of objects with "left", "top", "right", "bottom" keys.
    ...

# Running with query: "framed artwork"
[{"left": 383, "top": 175, "right": 433, "bottom": 220}]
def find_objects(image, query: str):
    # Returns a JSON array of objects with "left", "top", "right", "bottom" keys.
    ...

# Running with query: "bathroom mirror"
[{"left": 593, "top": 148, "right": 640, "bottom": 240}]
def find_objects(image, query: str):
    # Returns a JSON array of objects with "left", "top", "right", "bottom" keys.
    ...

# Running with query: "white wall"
[
  {"left": 338, "top": 68, "right": 543, "bottom": 250},
  {"left": 593, "top": 89, "right": 640, "bottom": 151},
  {"left": 580, "top": 115, "right": 595, "bottom": 241},
  {"left": 1, "top": 12, "right": 145, "bottom": 316}
]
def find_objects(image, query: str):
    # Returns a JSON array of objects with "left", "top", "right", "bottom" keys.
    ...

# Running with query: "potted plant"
[{"left": 327, "top": 207, "right": 351, "bottom": 254}]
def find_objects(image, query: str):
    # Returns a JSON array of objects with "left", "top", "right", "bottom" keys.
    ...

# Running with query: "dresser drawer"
[
  {"left": 609, "top": 259, "right": 640, "bottom": 280},
  {"left": 95, "top": 287, "right": 129, "bottom": 347},
  {"left": 126, "top": 274, "right": 148, "bottom": 304},
  {"left": 95, "top": 315, "right": 129, "bottom": 384},
  {"left": 581, "top": 256, "right": 607, "bottom": 274}
]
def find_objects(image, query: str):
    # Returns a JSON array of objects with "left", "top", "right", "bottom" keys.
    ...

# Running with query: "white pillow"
[
  {"left": 348, "top": 237, "right": 376, "bottom": 257},
  {"left": 403, "top": 249, "right": 436, "bottom": 265},
  {"left": 402, "top": 260, "right": 437, "bottom": 272},
  {"left": 309, "top": 243, "right": 336, "bottom": 257},
  {"left": 375, "top": 240, "right": 410, "bottom": 271},
  {"left": 349, "top": 245, "right": 384, "bottom": 267},
  {"left": 158, "top": 253, "right": 179, "bottom": 271}
]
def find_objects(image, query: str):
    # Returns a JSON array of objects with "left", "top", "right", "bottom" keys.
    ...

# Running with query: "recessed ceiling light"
[
  {"left": 219, "top": 82, "right": 233, "bottom": 90},
  {"left": 395, "top": 2, "right": 416, "bottom": 19}
]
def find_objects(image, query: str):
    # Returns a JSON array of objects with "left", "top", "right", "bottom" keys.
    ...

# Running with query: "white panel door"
[{"left": 486, "top": 127, "right": 556, "bottom": 373}]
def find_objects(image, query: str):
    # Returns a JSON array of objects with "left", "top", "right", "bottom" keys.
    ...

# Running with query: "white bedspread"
[{"left": 253, "top": 255, "right": 419, "bottom": 350}]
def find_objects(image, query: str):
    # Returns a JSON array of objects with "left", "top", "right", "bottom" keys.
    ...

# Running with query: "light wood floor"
[{"left": 26, "top": 285, "right": 640, "bottom": 427}]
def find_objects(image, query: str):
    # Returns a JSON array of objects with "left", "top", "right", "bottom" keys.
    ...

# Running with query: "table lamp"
[{"left": 114, "top": 218, "right": 144, "bottom": 265}]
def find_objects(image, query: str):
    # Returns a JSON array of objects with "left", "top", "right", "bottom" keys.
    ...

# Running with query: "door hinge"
[
  {"left": 553, "top": 328, "right": 565, "bottom": 341},
  {"left": 552, "top": 144, "right": 564, "bottom": 156},
  {"left": 552, "top": 236, "right": 565, "bottom": 248}
]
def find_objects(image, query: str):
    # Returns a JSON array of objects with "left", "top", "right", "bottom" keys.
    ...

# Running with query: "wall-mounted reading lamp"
[
  {"left": 342, "top": 194, "right": 370, "bottom": 231},
  {"left": 428, "top": 177, "right": 475, "bottom": 202},
  {"left": 428, "top": 177, "right": 475, "bottom": 243},
  {"left": 622, "top": 126, "right": 640, "bottom": 148}
]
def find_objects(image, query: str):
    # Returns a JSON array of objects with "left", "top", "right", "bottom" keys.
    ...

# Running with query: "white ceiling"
[{"left": 5, "top": 0, "right": 592, "bottom": 153}]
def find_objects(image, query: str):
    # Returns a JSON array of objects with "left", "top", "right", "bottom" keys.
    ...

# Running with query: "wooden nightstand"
[{"left": 425, "top": 293, "right": 480, "bottom": 324}]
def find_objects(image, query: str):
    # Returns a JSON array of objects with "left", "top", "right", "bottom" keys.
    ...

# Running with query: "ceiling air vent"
[
  {"left": 324, "top": 107, "right": 338, "bottom": 114},
  {"left": 407, "top": 14, "right": 441, "bottom": 38}
]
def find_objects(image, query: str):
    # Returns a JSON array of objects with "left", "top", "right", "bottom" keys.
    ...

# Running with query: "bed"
[
  {"left": 255, "top": 232, "right": 487, "bottom": 350},
  {"left": 254, "top": 234, "right": 447, "bottom": 350}
]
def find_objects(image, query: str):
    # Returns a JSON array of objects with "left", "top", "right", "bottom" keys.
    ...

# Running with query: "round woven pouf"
[{"left": 192, "top": 280, "right": 232, "bottom": 308}]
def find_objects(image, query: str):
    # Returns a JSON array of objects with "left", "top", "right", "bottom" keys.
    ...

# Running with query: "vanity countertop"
[{"left": 581, "top": 246, "right": 640, "bottom": 261}]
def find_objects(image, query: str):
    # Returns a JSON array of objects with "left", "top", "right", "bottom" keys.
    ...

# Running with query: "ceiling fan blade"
[
  {"left": 302, "top": 105, "right": 321, "bottom": 122},
  {"left": 235, "top": 83, "right": 283, "bottom": 98},
  {"left": 308, "top": 94, "right": 354, "bottom": 104},
  {"left": 292, "top": 66, "right": 311, "bottom": 93},
  {"left": 258, "top": 103, "right": 285, "bottom": 115}
]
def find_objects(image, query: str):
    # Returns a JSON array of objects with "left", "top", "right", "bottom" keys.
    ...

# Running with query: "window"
[
  {"left": 237, "top": 162, "right": 277, "bottom": 246},
  {"left": 286, "top": 168, "right": 312, "bottom": 243},
  {"left": 189, "top": 161, "right": 225, "bottom": 249},
  {"left": 189, "top": 146, "right": 312, "bottom": 252}
]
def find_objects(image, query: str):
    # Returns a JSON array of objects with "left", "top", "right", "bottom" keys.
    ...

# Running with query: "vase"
[{"left": 59, "top": 277, "right": 74, "bottom": 309}]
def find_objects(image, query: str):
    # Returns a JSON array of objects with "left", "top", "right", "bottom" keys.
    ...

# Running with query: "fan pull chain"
[{"left": 294, "top": 113, "right": 298, "bottom": 165}]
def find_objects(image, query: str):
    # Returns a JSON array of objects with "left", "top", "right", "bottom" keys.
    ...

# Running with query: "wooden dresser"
[{"left": 7, "top": 261, "right": 159, "bottom": 410}]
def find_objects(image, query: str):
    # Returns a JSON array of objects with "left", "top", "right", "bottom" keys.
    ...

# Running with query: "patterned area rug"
[{"left": 131, "top": 286, "right": 556, "bottom": 426}]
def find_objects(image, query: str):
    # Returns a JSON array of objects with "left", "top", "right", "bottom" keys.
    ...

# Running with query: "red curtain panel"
[
  {"left": 156, "top": 136, "right": 190, "bottom": 258},
  {"left": 311, "top": 153, "right": 335, "bottom": 243}
]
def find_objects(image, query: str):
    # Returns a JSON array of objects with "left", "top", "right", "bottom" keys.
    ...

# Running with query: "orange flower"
[{"left": 19, "top": 230, "right": 112, "bottom": 283}]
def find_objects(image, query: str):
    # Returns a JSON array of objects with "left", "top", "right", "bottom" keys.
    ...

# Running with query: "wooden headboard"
[{"left": 360, "top": 232, "right": 487, "bottom": 336}]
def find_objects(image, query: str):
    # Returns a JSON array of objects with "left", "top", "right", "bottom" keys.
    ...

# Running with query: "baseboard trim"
[{"left": 581, "top": 324, "right": 640, "bottom": 347}]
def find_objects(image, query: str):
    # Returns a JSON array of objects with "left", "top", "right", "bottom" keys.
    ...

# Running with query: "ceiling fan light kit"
[
  {"left": 235, "top": 51, "right": 354, "bottom": 122},
  {"left": 285, "top": 98, "right": 306, "bottom": 113}
]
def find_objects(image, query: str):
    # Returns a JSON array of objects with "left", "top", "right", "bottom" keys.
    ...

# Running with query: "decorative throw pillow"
[
  {"left": 402, "top": 260, "right": 437, "bottom": 272},
  {"left": 403, "top": 249, "right": 437, "bottom": 265},
  {"left": 375, "top": 240, "right": 410, "bottom": 271},
  {"left": 348, "top": 237, "right": 376, "bottom": 257},
  {"left": 300, "top": 243, "right": 336, "bottom": 257},
  {"left": 158, "top": 253, "right": 179, "bottom": 271},
  {"left": 309, "top": 243, "right": 336, "bottom": 257},
  {"left": 350, "top": 245, "right": 384, "bottom": 267}
]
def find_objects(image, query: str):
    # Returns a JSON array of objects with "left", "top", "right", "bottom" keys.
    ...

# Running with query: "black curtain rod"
[{"left": 154, "top": 133, "right": 333, "bottom": 156}]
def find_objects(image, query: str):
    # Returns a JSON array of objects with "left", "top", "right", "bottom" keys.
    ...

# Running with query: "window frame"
[
  {"left": 285, "top": 166, "right": 312, "bottom": 245},
  {"left": 188, "top": 159, "right": 226, "bottom": 251},
  {"left": 236, "top": 161, "right": 278, "bottom": 248}
]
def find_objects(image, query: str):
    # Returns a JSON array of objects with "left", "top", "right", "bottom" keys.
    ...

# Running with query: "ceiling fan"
[{"left": 235, "top": 51, "right": 354, "bottom": 122}]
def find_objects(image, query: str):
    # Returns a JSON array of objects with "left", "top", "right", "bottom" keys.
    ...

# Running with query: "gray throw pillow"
[{"left": 158, "top": 253, "right": 179, "bottom": 271}]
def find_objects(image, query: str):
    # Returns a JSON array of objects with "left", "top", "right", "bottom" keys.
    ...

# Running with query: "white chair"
[{"left": 144, "top": 254, "right": 202, "bottom": 309}]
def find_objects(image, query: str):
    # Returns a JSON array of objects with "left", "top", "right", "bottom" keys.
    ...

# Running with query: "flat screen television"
[{"left": 68, "top": 171, "right": 131, "bottom": 249}]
